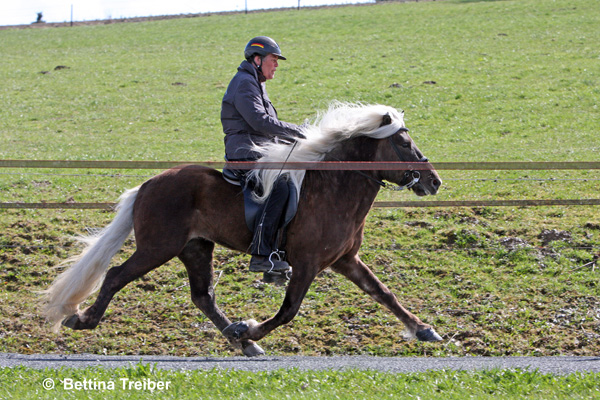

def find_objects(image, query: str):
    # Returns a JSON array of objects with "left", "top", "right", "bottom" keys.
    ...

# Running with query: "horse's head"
[{"left": 376, "top": 114, "right": 442, "bottom": 196}]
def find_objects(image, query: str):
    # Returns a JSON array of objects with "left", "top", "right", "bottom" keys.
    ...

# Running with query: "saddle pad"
[
  {"left": 222, "top": 168, "right": 298, "bottom": 232},
  {"left": 243, "top": 179, "right": 298, "bottom": 232}
]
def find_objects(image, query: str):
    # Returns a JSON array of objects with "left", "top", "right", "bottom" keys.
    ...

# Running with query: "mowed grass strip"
[
  {"left": 1, "top": 364, "right": 599, "bottom": 400},
  {"left": 0, "top": 0, "right": 599, "bottom": 358}
]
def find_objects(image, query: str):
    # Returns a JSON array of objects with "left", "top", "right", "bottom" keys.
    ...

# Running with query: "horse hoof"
[
  {"left": 223, "top": 321, "right": 249, "bottom": 340},
  {"left": 416, "top": 327, "right": 443, "bottom": 342},
  {"left": 242, "top": 342, "right": 265, "bottom": 357},
  {"left": 62, "top": 314, "right": 80, "bottom": 329}
]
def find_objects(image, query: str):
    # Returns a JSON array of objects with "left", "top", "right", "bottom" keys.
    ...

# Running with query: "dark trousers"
[
  {"left": 249, "top": 176, "right": 289, "bottom": 256},
  {"left": 226, "top": 159, "right": 290, "bottom": 257}
]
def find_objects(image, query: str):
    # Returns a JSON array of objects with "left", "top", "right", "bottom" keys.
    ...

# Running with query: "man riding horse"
[
  {"left": 43, "top": 37, "right": 444, "bottom": 355},
  {"left": 221, "top": 36, "right": 305, "bottom": 274}
]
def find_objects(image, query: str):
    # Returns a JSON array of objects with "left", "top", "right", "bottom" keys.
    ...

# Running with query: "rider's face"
[{"left": 257, "top": 54, "right": 279, "bottom": 80}]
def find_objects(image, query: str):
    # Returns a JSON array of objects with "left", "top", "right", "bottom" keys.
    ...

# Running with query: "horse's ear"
[{"left": 380, "top": 113, "right": 392, "bottom": 127}]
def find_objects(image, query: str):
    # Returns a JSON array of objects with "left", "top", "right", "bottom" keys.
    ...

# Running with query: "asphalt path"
[{"left": 1, "top": 353, "right": 599, "bottom": 375}]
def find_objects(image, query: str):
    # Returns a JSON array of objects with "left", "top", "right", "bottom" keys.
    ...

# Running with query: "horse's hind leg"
[
  {"left": 63, "top": 250, "right": 171, "bottom": 330},
  {"left": 178, "top": 238, "right": 264, "bottom": 357},
  {"left": 331, "top": 254, "right": 442, "bottom": 342}
]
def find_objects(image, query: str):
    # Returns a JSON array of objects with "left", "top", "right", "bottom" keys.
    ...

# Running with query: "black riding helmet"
[{"left": 244, "top": 36, "right": 287, "bottom": 61}]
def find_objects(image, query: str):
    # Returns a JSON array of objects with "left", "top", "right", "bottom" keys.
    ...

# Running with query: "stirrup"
[
  {"left": 262, "top": 250, "right": 292, "bottom": 284},
  {"left": 249, "top": 253, "right": 290, "bottom": 273},
  {"left": 262, "top": 268, "right": 292, "bottom": 284}
]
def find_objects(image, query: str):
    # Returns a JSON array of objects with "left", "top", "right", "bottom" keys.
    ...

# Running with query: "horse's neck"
[
  {"left": 303, "top": 137, "right": 382, "bottom": 216},
  {"left": 327, "top": 136, "right": 378, "bottom": 162}
]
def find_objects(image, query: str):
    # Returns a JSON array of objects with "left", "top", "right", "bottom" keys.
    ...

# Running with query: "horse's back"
[{"left": 133, "top": 165, "right": 251, "bottom": 253}]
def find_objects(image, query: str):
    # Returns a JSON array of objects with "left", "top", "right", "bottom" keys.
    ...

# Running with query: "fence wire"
[
  {"left": 2, "top": 242, "right": 598, "bottom": 255},
  {"left": 2, "top": 159, "right": 599, "bottom": 209},
  {"left": 3, "top": 170, "right": 600, "bottom": 182},
  {"left": 2, "top": 159, "right": 600, "bottom": 170}
]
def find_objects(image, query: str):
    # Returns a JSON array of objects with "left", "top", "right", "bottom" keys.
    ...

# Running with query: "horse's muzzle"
[{"left": 413, "top": 173, "right": 442, "bottom": 196}]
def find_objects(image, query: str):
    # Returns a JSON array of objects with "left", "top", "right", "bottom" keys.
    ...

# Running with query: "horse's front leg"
[
  {"left": 223, "top": 264, "right": 318, "bottom": 343},
  {"left": 331, "top": 253, "right": 442, "bottom": 342}
]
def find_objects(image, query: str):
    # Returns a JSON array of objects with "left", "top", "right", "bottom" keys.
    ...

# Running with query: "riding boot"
[{"left": 249, "top": 255, "right": 290, "bottom": 272}]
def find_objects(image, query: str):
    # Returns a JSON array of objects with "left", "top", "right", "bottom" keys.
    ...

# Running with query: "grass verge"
[{"left": 1, "top": 364, "right": 599, "bottom": 399}]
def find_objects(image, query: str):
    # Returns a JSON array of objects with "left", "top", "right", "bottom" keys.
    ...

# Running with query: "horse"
[{"left": 42, "top": 103, "right": 443, "bottom": 356}]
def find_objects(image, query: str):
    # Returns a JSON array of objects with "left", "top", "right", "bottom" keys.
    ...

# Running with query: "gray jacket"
[{"left": 221, "top": 60, "right": 303, "bottom": 160}]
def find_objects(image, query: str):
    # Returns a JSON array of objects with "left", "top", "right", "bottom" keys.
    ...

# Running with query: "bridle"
[
  {"left": 385, "top": 127, "right": 429, "bottom": 191},
  {"left": 351, "top": 128, "right": 429, "bottom": 191}
]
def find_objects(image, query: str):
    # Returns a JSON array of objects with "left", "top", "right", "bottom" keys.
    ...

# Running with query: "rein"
[
  {"left": 357, "top": 169, "right": 422, "bottom": 192},
  {"left": 384, "top": 170, "right": 423, "bottom": 191}
]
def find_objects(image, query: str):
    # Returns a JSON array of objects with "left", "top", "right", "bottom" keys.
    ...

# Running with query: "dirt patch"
[
  {"left": 499, "top": 237, "right": 529, "bottom": 251},
  {"left": 539, "top": 229, "right": 572, "bottom": 246}
]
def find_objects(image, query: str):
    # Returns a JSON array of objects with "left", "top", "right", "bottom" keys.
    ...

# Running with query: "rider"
[{"left": 221, "top": 36, "right": 305, "bottom": 273}]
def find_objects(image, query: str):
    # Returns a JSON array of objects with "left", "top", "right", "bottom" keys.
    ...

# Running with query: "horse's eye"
[{"left": 402, "top": 143, "right": 410, "bottom": 148}]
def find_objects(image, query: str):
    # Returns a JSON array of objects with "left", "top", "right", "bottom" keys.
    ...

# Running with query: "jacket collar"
[{"left": 239, "top": 60, "right": 266, "bottom": 83}]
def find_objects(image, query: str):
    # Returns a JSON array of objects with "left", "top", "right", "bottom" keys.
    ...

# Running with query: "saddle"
[{"left": 222, "top": 168, "right": 299, "bottom": 246}]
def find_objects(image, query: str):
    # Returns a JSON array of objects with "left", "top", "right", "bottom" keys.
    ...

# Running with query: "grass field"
[{"left": 1, "top": 0, "right": 599, "bottom": 366}]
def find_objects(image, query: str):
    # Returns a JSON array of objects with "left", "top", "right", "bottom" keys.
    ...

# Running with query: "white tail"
[{"left": 42, "top": 186, "right": 139, "bottom": 332}]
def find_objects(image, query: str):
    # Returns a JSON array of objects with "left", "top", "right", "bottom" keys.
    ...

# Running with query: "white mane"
[{"left": 248, "top": 102, "right": 406, "bottom": 203}]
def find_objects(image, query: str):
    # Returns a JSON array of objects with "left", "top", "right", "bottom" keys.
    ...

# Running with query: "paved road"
[{"left": 1, "top": 353, "right": 599, "bottom": 375}]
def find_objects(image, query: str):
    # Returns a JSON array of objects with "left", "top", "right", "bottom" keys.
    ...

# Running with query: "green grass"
[
  {"left": 1, "top": 364, "right": 599, "bottom": 399},
  {"left": 1, "top": 0, "right": 598, "bottom": 163},
  {"left": 1, "top": 0, "right": 599, "bottom": 360}
]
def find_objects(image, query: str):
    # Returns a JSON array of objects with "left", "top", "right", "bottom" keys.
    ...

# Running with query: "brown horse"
[{"left": 43, "top": 103, "right": 443, "bottom": 356}]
